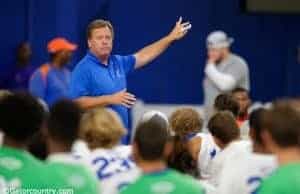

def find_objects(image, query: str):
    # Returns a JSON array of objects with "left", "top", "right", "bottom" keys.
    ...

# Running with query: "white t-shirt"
[
  {"left": 209, "top": 140, "right": 252, "bottom": 186},
  {"left": 216, "top": 153, "right": 277, "bottom": 194},
  {"left": 47, "top": 152, "right": 79, "bottom": 164},
  {"left": 197, "top": 132, "right": 220, "bottom": 180},
  {"left": 240, "top": 120, "right": 250, "bottom": 140},
  {"left": 199, "top": 180, "right": 216, "bottom": 194},
  {"left": 71, "top": 139, "right": 91, "bottom": 158},
  {"left": 88, "top": 145, "right": 138, "bottom": 193}
]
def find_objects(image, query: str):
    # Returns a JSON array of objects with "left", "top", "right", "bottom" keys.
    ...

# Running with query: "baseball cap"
[
  {"left": 140, "top": 110, "right": 169, "bottom": 126},
  {"left": 139, "top": 110, "right": 175, "bottom": 137},
  {"left": 47, "top": 37, "right": 77, "bottom": 53},
  {"left": 206, "top": 31, "right": 234, "bottom": 49}
]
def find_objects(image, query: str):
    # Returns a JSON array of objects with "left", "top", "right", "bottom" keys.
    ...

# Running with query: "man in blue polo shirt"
[{"left": 69, "top": 18, "right": 191, "bottom": 143}]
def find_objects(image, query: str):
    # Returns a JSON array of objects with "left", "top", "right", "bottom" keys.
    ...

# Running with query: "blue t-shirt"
[
  {"left": 29, "top": 64, "right": 71, "bottom": 106},
  {"left": 69, "top": 51, "right": 135, "bottom": 130}
]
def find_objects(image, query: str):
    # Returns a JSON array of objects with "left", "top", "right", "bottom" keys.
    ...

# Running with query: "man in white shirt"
[
  {"left": 167, "top": 107, "right": 220, "bottom": 180},
  {"left": 197, "top": 132, "right": 220, "bottom": 180},
  {"left": 216, "top": 108, "right": 277, "bottom": 194},
  {"left": 232, "top": 87, "right": 252, "bottom": 139},
  {"left": 80, "top": 109, "right": 170, "bottom": 194},
  {"left": 203, "top": 31, "right": 250, "bottom": 120},
  {"left": 79, "top": 108, "right": 136, "bottom": 193},
  {"left": 207, "top": 111, "right": 252, "bottom": 186}
]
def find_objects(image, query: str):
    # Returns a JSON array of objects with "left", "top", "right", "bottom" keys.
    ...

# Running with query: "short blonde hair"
[{"left": 79, "top": 108, "right": 126, "bottom": 149}]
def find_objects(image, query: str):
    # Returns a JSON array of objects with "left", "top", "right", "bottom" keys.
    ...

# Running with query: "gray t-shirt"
[{"left": 203, "top": 54, "right": 250, "bottom": 119}]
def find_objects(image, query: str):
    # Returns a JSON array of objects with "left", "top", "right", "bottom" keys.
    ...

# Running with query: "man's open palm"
[{"left": 168, "top": 17, "right": 192, "bottom": 41}]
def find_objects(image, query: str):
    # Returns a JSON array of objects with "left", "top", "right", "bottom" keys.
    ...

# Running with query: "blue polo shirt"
[
  {"left": 69, "top": 51, "right": 136, "bottom": 131},
  {"left": 29, "top": 64, "right": 71, "bottom": 106}
]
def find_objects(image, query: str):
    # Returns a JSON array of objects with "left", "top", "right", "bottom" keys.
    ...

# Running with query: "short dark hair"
[
  {"left": 86, "top": 19, "right": 114, "bottom": 39},
  {"left": 208, "top": 111, "right": 240, "bottom": 145},
  {"left": 134, "top": 115, "right": 169, "bottom": 161},
  {"left": 47, "top": 99, "right": 82, "bottom": 145},
  {"left": 232, "top": 87, "right": 249, "bottom": 94},
  {"left": 0, "top": 93, "right": 45, "bottom": 141},
  {"left": 262, "top": 104, "right": 300, "bottom": 147},
  {"left": 249, "top": 108, "right": 267, "bottom": 144},
  {"left": 214, "top": 93, "right": 239, "bottom": 117}
]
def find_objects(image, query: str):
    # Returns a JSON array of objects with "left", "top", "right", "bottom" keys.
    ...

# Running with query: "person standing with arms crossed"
[{"left": 69, "top": 17, "right": 191, "bottom": 143}]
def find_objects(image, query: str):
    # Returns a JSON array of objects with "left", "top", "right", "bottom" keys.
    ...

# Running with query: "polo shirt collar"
[{"left": 87, "top": 51, "right": 111, "bottom": 67}]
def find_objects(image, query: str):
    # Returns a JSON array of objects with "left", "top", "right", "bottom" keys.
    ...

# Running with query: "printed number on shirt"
[
  {"left": 92, "top": 156, "right": 134, "bottom": 180},
  {"left": 247, "top": 176, "right": 262, "bottom": 194}
]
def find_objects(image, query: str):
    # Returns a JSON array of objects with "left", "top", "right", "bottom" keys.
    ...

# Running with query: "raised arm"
[{"left": 134, "top": 17, "right": 191, "bottom": 69}]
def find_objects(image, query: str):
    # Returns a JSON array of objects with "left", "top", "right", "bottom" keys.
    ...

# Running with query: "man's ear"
[
  {"left": 187, "top": 137, "right": 201, "bottom": 161},
  {"left": 41, "top": 119, "right": 51, "bottom": 139},
  {"left": 132, "top": 142, "right": 139, "bottom": 162},
  {"left": 248, "top": 99, "right": 252, "bottom": 106},
  {"left": 41, "top": 126, "right": 49, "bottom": 140},
  {"left": 87, "top": 39, "right": 92, "bottom": 49},
  {"left": 249, "top": 127, "right": 256, "bottom": 142},
  {"left": 261, "top": 130, "right": 277, "bottom": 153},
  {"left": 211, "top": 135, "right": 225, "bottom": 149},
  {"left": 163, "top": 141, "right": 174, "bottom": 159}
]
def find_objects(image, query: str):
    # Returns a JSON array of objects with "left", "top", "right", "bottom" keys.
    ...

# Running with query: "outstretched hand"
[
  {"left": 110, "top": 89, "right": 136, "bottom": 108},
  {"left": 168, "top": 17, "right": 192, "bottom": 41},
  {"left": 133, "top": 17, "right": 192, "bottom": 69}
]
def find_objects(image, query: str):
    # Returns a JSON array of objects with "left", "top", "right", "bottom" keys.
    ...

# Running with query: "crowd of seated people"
[{"left": 0, "top": 89, "right": 299, "bottom": 194}]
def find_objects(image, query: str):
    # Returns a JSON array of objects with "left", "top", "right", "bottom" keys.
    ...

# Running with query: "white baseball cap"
[
  {"left": 206, "top": 31, "right": 234, "bottom": 49},
  {"left": 140, "top": 110, "right": 169, "bottom": 126},
  {"left": 139, "top": 110, "right": 175, "bottom": 136}
]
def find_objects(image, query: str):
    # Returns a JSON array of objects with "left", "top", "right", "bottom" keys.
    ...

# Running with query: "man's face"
[
  {"left": 22, "top": 44, "right": 32, "bottom": 60},
  {"left": 18, "top": 43, "right": 32, "bottom": 64},
  {"left": 88, "top": 27, "right": 113, "bottom": 58},
  {"left": 207, "top": 47, "right": 223, "bottom": 64},
  {"left": 233, "top": 91, "right": 251, "bottom": 115},
  {"left": 56, "top": 50, "right": 72, "bottom": 65}
]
